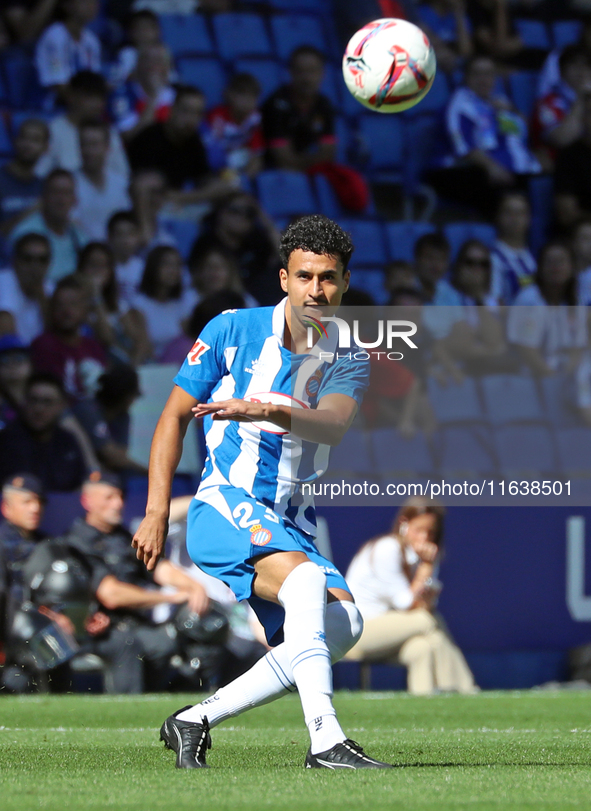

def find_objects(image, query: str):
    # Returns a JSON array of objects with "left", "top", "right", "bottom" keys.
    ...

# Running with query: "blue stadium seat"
[
  {"left": 349, "top": 268, "right": 388, "bottom": 304},
  {"left": 339, "top": 219, "right": 388, "bottom": 266},
  {"left": 514, "top": 19, "right": 551, "bottom": 50},
  {"left": 385, "top": 221, "right": 436, "bottom": 262},
  {"left": 357, "top": 115, "right": 404, "bottom": 182},
  {"left": 269, "top": 0, "right": 331, "bottom": 12},
  {"left": 212, "top": 13, "right": 273, "bottom": 61},
  {"left": 328, "top": 429, "right": 373, "bottom": 474},
  {"left": 443, "top": 222, "right": 497, "bottom": 260},
  {"left": 234, "top": 58, "right": 286, "bottom": 100},
  {"left": 164, "top": 219, "right": 199, "bottom": 260},
  {"left": 0, "top": 117, "right": 13, "bottom": 156},
  {"left": 508, "top": 71, "right": 539, "bottom": 119},
  {"left": 312, "top": 172, "right": 342, "bottom": 219},
  {"left": 493, "top": 424, "right": 557, "bottom": 477},
  {"left": 481, "top": 374, "right": 545, "bottom": 426},
  {"left": 552, "top": 20, "right": 582, "bottom": 49},
  {"left": 2, "top": 49, "right": 42, "bottom": 109},
  {"left": 426, "top": 377, "right": 485, "bottom": 424},
  {"left": 159, "top": 14, "right": 214, "bottom": 56},
  {"left": 255, "top": 169, "right": 317, "bottom": 218},
  {"left": 528, "top": 174, "right": 554, "bottom": 256},
  {"left": 270, "top": 14, "right": 327, "bottom": 60},
  {"left": 176, "top": 58, "right": 227, "bottom": 107},
  {"left": 540, "top": 374, "right": 582, "bottom": 428},
  {"left": 321, "top": 63, "right": 344, "bottom": 111},
  {"left": 555, "top": 427, "right": 591, "bottom": 476},
  {"left": 437, "top": 426, "right": 497, "bottom": 477},
  {"left": 370, "top": 428, "right": 435, "bottom": 476}
]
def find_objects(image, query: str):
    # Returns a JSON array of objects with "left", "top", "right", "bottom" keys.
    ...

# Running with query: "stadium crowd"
[{"left": 1, "top": 0, "right": 591, "bottom": 693}]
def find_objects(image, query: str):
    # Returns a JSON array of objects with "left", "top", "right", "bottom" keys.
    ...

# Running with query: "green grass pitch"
[{"left": 1, "top": 691, "right": 591, "bottom": 810}]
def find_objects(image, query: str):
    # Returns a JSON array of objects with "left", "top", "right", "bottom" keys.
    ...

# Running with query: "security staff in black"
[{"left": 64, "top": 471, "right": 210, "bottom": 693}]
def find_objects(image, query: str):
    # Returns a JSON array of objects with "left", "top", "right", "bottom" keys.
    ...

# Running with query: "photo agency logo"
[{"left": 303, "top": 313, "right": 418, "bottom": 360}]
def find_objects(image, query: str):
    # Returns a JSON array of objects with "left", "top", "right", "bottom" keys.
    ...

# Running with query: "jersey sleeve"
[
  {"left": 173, "top": 312, "right": 233, "bottom": 402},
  {"left": 318, "top": 353, "right": 370, "bottom": 405}
]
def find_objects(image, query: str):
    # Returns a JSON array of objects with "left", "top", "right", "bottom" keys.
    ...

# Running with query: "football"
[{"left": 342, "top": 18, "right": 437, "bottom": 113}]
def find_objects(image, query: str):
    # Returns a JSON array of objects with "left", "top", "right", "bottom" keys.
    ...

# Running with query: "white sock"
[
  {"left": 177, "top": 600, "right": 363, "bottom": 743},
  {"left": 277, "top": 562, "right": 345, "bottom": 753}
]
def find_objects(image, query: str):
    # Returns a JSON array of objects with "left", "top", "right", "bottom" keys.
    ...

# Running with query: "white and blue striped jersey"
[{"left": 174, "top": 298, "right": 369, "bottom": 537}]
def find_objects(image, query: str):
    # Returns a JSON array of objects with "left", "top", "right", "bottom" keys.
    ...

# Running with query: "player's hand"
[
  {"left": 192, "top": 399, "right": 270, "bottom": 423},
  {"left": 132, "top": 513, "right": 168, "bottom": 571}
]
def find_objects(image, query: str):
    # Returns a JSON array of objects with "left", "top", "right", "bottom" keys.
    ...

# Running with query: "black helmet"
[
  {"left": 9, "top": 602, "right": 79, "bottom": 671},
  {"left": 24, "top": 541, "right": 92, "bottom": 637},
  {"left": 174, "top": 600, "right": 230, "bottom": 645}
]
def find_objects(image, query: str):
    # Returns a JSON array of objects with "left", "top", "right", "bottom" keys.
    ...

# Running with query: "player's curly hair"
[{"left": 279, "top": 215, "right": 354, "bottom": 273}]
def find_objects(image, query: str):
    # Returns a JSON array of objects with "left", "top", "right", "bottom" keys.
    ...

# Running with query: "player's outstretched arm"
[
  {"left": 192, "top": 392, "right": 358, "bottom": 446},
  {"left": 132, "top": 385, "right": 198, "bottom": 570}
]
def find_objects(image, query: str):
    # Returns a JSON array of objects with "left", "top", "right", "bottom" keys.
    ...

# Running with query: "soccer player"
[{"left": 133, "top": 215, "right": 392, "bottom": 770}]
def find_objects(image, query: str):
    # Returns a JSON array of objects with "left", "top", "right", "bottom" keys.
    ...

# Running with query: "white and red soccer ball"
[{"left": 342, "top": 18, "right": 437, "bottom": 113}]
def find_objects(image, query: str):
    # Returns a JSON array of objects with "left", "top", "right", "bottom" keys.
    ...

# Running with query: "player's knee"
[
  {"left": 278, "top": 560, "right": 327, "bottom": 607},
  {"left": 325, "top": 600, "right": 364, "bottom": 662}
]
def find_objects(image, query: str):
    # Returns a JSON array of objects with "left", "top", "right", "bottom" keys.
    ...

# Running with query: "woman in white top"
[
  {"left": 345, "top": 498, "right": 476, "bottom": 695},
  {"left": 132, "top": 245, "right": 198, "bottom": 358},
  {"left": 507, "top": 241, "right": 587, "bottom": 375}
]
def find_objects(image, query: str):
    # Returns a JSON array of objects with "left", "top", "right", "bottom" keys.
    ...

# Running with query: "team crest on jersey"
[
  {"left": 250, "top": 523, "right": 272, "bottom": 546},
  {"left": 305, "top": 368, "right": 324, "bottom": 397},
  {"left": 188, "top": 339, "right": 210, "bottom": 365}
]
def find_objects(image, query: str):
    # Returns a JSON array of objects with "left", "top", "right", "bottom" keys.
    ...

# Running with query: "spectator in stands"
[
  {"left": 34, "top": 0, "right": 101, "bottom": 106},
  {"left": 429, "top": 240, "right": 514, "bottom": 375},
  {"left": 107, "top": 211, "right": 145, "bottom": 306},
  {"left": 75, "top": 242, "right": 151, "bottom": 366},
  {"left": 159, "top": 289, "right": 246, "bottom": 365},
  {"left": 109, "top": 43, "right": 175, "bottom": 142},
  {"left": 65, "top": 470, "right": 209, "bottom": 692},
  {"left": 31, "top": 275, "right": 107, "bottom": 401},
  {"left": 262, "top": 45, "right": 369, "bottom": 212},
  {"left": 3, "top": 0, "right": 60, "bottom": 45},
  {"left": 345, "top": 498, "right": 477, "bottom": 695},
  {"left": 0, "top": 373, "right": 87, "bottom": 491},
  {"left": 205, "top": 73, "right": 264, "bottom": 179},
  {"left": 573, "top": 219, "right": 591, "bottom": 305},
  {"left": 128, "top": 169, "right": 176, "bottom": 252},
  {"left": 72, "top": 363, "right": 148, "bottom": 476},
  {"left": 433, "top": 55, "right": 540, "bottom": 216},
  {"left": 0, "top": 120, "right": 49, "bottom": 240},
  {"left": 110, "top": 9, "right": 163, "bottom": 86},
  {"left": 507, "top": 240, "right": 587, "bottom": 375},
  {"left": 132, "top": 246, "right": 197, "bottom": 358},
  {"left": 0, "top": 335, "right": 32, "bottom": 429},
  {"left": 72, "top": 123, "right": 131, "bottom": 242},
  {"left": 189, "top": 245, "right": 258, "bottom": 309},
  {"left": 10, "top": 169, "right": 88, "bottom": 284},
  {"left": 554, "top": 95, "right": 591, "bottom": 235},
  {"left": 36, "top": 71, "right": 130, "bottom": 181},
  {"left": 491, "top": 192, "right": 536, "bottom": 303},
  {"left": 0, "top": 234, "right": 51, "bottom": 345},
  {"left": 127, "top": 85, "right": 236, "bottom": 211},
  {"left": 532, "top": 46, "right": 591, "bottom": 172},
  {"left": 384, "top": 260, "right": 419, "bottom": 301},
  {"left": 538, "top": 18, "right": 591, "bottom": 102},
  {"left": 468, "top": 0, "right": 546, "bottom": 71},
  {"left": 415, "top": 0, "right": 473, "bottom": 74},
  {"left": 413, "top": 231, "right": 454, "bottom": 304},
  {"left": 189, "top": 191, "right": 281, "bottom": 305}
]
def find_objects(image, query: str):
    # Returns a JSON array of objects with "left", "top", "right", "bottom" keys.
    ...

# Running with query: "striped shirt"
[{"left": 174, "top": 298, "right": 369, "bottom": 537}]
